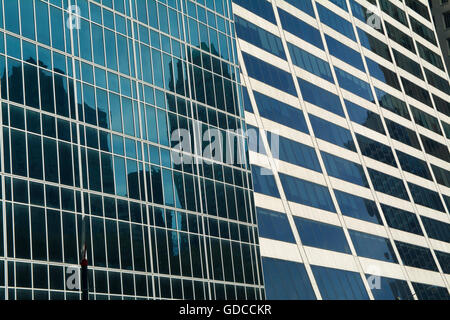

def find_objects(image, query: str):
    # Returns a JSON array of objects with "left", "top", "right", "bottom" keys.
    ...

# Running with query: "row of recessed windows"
[
  {"left": 258, "top": 207, "right": 450, "bottom": 277},
  {"left": 236, "top": 7, "right": 450, "bottom": 160},
  {"left": 238, "top": 22, "right": 449, "bottom": 170},
  {"left": 248, "top": 86, "right": 450, "bottom": 216},
  {"left": 0, "top": 260, "right": 262, "bottom": 300},
  {"left": 257, "top": 192, "right": 450, "bottom": 246},
  {"left": 262, "top": 255, "right": 449, "bottom": 300}
]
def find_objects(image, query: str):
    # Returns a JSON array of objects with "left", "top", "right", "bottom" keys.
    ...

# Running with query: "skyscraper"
[
  {"left": 430, "top": 0, "right": 450, "bottom": 75},
  {"left": 0, "top": 0, "right": 264, "bottom": 300},
  {"left": 234, "top": 0, "right": 450, "bottom": 300}
]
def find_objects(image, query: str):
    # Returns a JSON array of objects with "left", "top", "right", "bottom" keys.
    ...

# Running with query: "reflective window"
[
  {"left": 298, "top": 78, "right": 344, "bottom": 116},
  {"left": 267, "top": 131, "right": 321, "bottom": 172},
  {"left": 242, "top": 52, "right": 296, "bottom": 96},
  {"left": 235, "top": 16, "right": 285, "bottom": 59},
  {"left": 262, "top": 257, "right": 316, "bottom": 300},
  {"left": 335, "top": 68, "right": 373, "bottom": 101},
  {"left": 345, "top": 100, "right": 385, "bottom": 135},
  {"left": 278, "top": 9, "right": 324, "bottom": 49},
  {"left": 294, "top": 217, "right": 351, "bottom": 254},
  {"left": 326, "top": 35, "right": 365, "bottom": 71},
  {"left": 312, "top": 265, "right": 369, "bottom": 300},
  {"left": 280, "top": 173, "right": 336, "bottom": 212},
  {"left": 288, "top": 43, "right": 333, "bottom": 82},
  {"left": 356, "top": 134, "right": 397, "bottom": 167},
  {"left": 253, "top": 91, "right": 309, "bottom": 133},
  {"left": 381, "top": 204, "right": 423, "bottom": 236},
  {"left": 395, "top": 241, "right": 438, "bottom": 271},
  {"left": 310, "top": 115, "right": 356, "bottom": 151},
  {"left": 251, "top": 165, "right": 280, "bottom": 198},
  {"left": 256, "top": 208, "right": 295, "bottom": 243},
  {"left": 316, "top": 4, "right": 356, "bottom": 40},
  {"left": 368, "top": 276, "right": 412, "bottom": 300},
  {"left": 412, "top": 282, "right": 450, "bottom": 300},
  {"left": 321, "top": 151, "right": 368, "bottom": 187},
  {"left": 335, "top": 190, "right": 382, "bottom": 225},
  {"left": 349, "top": 230, "right": 397, "bottom": 263},
  {"left": 396, "top": 150, "right": 432, "bottom": 180},
  {"left": 368, "top": 168, "right": 410, "bottom": 201}
]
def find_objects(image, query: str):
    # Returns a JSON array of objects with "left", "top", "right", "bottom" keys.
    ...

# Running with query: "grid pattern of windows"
[
  {"left": 236, "top": 0, "right": 450, "bottom": 301},
  {"left": 0, "top": 0, "right": 265, "bottom": 300}
]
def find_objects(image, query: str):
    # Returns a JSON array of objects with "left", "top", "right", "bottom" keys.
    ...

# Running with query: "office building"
[
  {"left": 234, "top": 0, "right": 450, "bottom": 300},
  {"left": 430, "top": 0, "right": 450, "bottom": 75},
  {"left": 0, "top": 0, "right": 264, "bottom": 300}
]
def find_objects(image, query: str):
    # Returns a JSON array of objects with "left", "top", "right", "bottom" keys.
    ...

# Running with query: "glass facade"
[
  {"left": 0, "top": 0, "right": 264, "bottom": 300},
  {"left": 235, "top": 0, "right": 450, "bottom": 300},
  {"left": 1, "top": 0, "right": 449, "bottom": 302}
]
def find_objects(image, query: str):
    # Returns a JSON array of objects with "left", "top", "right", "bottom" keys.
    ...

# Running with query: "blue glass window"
[
  {"left": 335, "top": 68, "right": 374, "bottom": 101},
  {"left": 349, "top": 230, "right": 397, "bottom": 263},
  {"left": 425, "top": 69, "right": 450, "bottom": 95},
  {"left": 310, "top": 115, "right": 356, "bottom": 151},
  {"left": 368, "top": 168, "right": 409, "bottom": 201},
  {"left": 405, "top": 0, "right": 431, "bottom": 21},
  {"left": 410, "top": 16, "right": 437, "bottom": 46},
  {"left": 385, "top": 22, "right": 416, "bottom": 53},
  {"left": 254, "top": 91, "right": 309, "bottom": 133},
  {"left": 435, "top": 251, "right": 450, "bottom": 274},
  {"left": 434, "top": 94, "right": 450, "bottom": 117},
  {"left": 329, "top": 0, "right": 348, "bottom": 11},
  {"left": 365, "top": 57, "right": 401, "bottom": 90},
  {"left": 242, "top": 52, "right": 296, "bottom": 96},
  {"left": 356, "top": 134, "right": 396, "bottom": 167},
  {"left": 279, "top": 173, "right": 336, "bottom": 212},
  {"left": 233, "top": 0, "right": 276, "bottom": 23},
  {"left": 251, "top": 165, "right": 280, "bottom": 198},
  {"left": 345, "top": 100, "right": 385, "bottom": 135},
  {"left": 422, "top": 216, "right": 450, "bottom": 243},
  {"left": 262, "top": 257, "right": 316, "bottom": 299},
  {"left": 350, "top": 0, "right": 383, "bottom": 33},
  {"left": 385, "top": 119, "right": 421, "bottom": 149},
  {"left": 395, "top": 241, "right": 438, "bottom": 271},
  {"left": 235, "top": 16, "right": 286, "bottom": 59},
  {"left": 317, "top": 4, "right": 356, "bottom": 41},
  {"left": 312, "top": 265, "right": 369, "bottom": 300},
  {"left": 417, "top": 42, "right": 444, "bottom": 71},
  {"left": 256, "top": 207, "right": 295, "bottom": 243},
  {"left": 379, "top": 0, "right": 408, "bottom": 26},
  {"left": 266, "top": 131, "right": 321, "bottom": 172},
  {"left": 411, "top": 105, "right": 442, "bottom": 136},
  {"left": 278, "top": 9, "right": 324, "bottom": 49},
  {"left": 375, "top": 88, "right": 410, "bottom": 120},
  {"left": 321, "top": 152, "right": 368, "bottom": 187},
  {"left": 247, "top": 124, "right": 266, "bottom": 155},
  {"left": 368, "top": 276, "right": 412, "bottom": 300},
  {"left": 432, "top": 164, "right": 450, "bottom": 189},
  {"left": 393, "top": 49, "right": 424, "bottom": 80},
  {"left": 288, "top": 43, "right": 333, "bottom": 82},
  {"left": 294, "top": 217, "right": 351, "bottom": 254},
  {"left": 421, "top": 134, "right": 450, "bottom": 162},
  {"left": 335, "top": 190, "right": 382, "bottom": 224},
  {"left": 242, "top": 87, "right": 253, "bottom": 113},
  {"left": 381, "top": 204, "right": 423, "bottom": 236},
  {"left": 412, "top": 282, "right": 450, "bottom": 300},
  {"left": 408, "top": 182, "right": 445, "bottom": 212},
  {"left": 325, "top": 35, "right": 364, "bottom": 71},
  {"left": 396, "top": 150, "right": 432, "bottom": 180},
  {"left": 284, "top": 0, "right": 315, "bottom": 17},
  {"left": 358, "top": 28, "right": 391, "bottom": 61},
  {"left": 402, "top": 77, "right": 432, "bottom": 107},
  {"left": 298, "top": 79, "right": 344, "bottom": 116}
]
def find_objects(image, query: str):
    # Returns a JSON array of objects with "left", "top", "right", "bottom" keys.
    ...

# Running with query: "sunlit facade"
[
  {"left": 0, "top": 0, "right": 264, "bottom": 300},
  {"left": 235, "top": 0, "right": 450, "bottom": 300}
]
